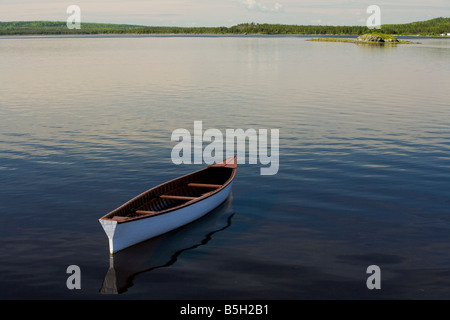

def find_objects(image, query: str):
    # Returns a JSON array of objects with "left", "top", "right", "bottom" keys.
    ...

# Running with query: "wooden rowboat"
[
  {"left": 100, "top": 196, "right": 235, "bottom": 294},
  {"left": 99, "top": 156, "right": 236, "bottom": 254}
]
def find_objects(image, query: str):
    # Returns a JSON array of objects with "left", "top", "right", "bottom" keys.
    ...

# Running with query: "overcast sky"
[{"left": 1, "top": 0, "right": 449, "bottom": 26}]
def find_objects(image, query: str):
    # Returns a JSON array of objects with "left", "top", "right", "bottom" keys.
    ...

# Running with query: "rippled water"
[{"left": 0, "top": 35, "right": 449, "bottom": 299}]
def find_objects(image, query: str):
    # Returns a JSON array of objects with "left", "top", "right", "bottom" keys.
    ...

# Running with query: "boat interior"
[{"left": 103, "top": 166, "right": 235, "bottom": 221}]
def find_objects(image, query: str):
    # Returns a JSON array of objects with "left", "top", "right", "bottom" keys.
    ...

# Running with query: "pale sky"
[{"left": 1, "top": 0, "right": 449, "bottom": 26}]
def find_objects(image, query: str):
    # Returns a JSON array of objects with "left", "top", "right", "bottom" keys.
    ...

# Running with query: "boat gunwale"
[{"left": 98, "top": 158, "right": 236, "bottom": 224}]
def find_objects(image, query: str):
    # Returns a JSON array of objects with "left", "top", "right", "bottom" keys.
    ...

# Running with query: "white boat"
[
  {"left": 99, "top": 156, "right": 236, "bottom": 254},
  {"left": 100, "top": 195, "right": 235, "bottom": 294}
]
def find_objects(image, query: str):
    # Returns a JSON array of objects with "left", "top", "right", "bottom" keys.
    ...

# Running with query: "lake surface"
[{"left": 0, "top": 35, "right": 449, "bottom": 300}]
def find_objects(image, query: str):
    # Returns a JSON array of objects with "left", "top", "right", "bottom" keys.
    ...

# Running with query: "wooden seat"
[
  {"left": 187, "top": 183, "right": 222, "bottom": 188},
  {"left": 112, "top": 216, "right": 130, "bottom": 222},
  {"left": 160, "top": 195, "right": 197, "bottom": 201},
  {"left": 135, "top": 210, "right": 159, "bottom": 216}
]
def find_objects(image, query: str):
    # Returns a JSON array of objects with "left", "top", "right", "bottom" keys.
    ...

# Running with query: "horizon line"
[{"left": 1, "top": 16, "right": 448, "bottom": 28}]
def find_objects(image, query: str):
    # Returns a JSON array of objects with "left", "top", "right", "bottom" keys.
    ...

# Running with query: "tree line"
[{"left": 0, "top": 18, "right": 449, "bottom": 36}]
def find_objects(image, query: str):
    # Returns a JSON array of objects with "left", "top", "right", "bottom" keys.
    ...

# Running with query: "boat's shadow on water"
[{"left": 99, "top": 194, "right": 235, "bottom": 294}]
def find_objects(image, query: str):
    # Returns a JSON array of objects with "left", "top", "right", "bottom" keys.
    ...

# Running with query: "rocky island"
[
  {"left": 308, "top": 33, "right": 418, "bottom": 44},
  {"left": 356, "top": 34, "right": 398, "bottom": 42}
]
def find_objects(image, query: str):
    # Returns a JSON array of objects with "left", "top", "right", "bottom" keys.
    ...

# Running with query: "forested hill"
[
  {"left": 0, "top": 17, "right": 449, "bottom": 36},
  {"left": 229, "top": 17, "right": 450, "bottom": 35},
  {"left": 382, "top": 17, "right": 450, "bottom": 35}
]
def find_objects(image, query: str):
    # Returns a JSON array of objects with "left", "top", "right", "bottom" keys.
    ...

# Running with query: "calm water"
[{"left": 0, "top": 35, "right": 449, "bottom": 299}]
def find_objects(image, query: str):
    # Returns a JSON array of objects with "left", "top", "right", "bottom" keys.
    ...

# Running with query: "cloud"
[{"left": 240, "top": 0, "right": 283, "bottom": 12}]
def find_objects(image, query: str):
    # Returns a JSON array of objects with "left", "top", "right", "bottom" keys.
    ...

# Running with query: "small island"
[{"left": 308, "top": 33, "right": 419, "bottom": 44}]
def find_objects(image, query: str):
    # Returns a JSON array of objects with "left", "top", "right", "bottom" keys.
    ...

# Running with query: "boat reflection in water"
[{"left": 100, "top": 194, "right": 235, "bottom": 294}]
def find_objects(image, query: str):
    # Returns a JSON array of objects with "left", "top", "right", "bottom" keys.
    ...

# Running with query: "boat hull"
[{"left": 100, "top": 182, "right": 233, "bottom": 254}]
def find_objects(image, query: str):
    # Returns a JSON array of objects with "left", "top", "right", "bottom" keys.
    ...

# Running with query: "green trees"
[
  {"left": 379, "top": 17, "right": 450, "bottom": 35},
  {"left": 0, "top": 18, "right": 449, "bottom": 36}
]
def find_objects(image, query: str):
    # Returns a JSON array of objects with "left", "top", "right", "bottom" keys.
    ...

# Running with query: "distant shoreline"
[
  {"left": 1, "top": 17, "right": 449, "bottom": 36},
  {"left": 0, "top": 33, "right": 442, "bottom": 39}
]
